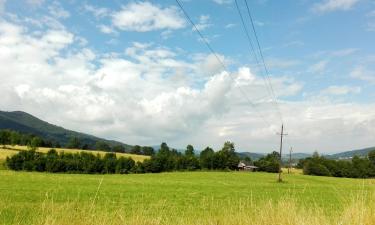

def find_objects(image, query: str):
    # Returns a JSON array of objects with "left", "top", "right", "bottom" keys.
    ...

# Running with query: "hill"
[
  {"left": 237, "top": 152, "right": 265, "bottom": 160},
  {"left": 282, "top": 153, "right": 311, "bottom": 160},
  {"left": 0, "top": 110, "right": 131, "bottom": 150},
  {"left": 327, "top": 146, "right": 375, "bottom": 159},
  {"left": 237, "top": 152, "right": 312, "bottom": 161}
]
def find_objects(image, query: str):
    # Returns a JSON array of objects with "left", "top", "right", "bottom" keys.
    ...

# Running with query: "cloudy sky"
[{"left": 1, "top": 0, "right": 375, "bottom": 153}]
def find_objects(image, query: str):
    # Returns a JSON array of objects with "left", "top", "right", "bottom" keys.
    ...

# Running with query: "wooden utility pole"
[
  {"left": 277, "top": 124, "right": 287, "bottom": 182},
  {"left": 289, "top": 147, "right": 292, "bottom": 174}
]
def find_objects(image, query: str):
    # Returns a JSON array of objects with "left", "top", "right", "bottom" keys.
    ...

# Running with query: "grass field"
[
  {"left": 0, "top": 170, "right": 374, "bottom": 225},
  {"left": 0, "top": 145, "right": 150, "bottom": 162}
]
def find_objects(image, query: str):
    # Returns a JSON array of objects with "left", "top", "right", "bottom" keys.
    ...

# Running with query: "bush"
[
  {"left": 300, "top": 151, "right": 375, "bottom": 178},
  {"left": 303, "top": 162, "right": 331, "bottom": 176},
  {"left": 254, "top": 151, "right": 280, "bottom": 173}
]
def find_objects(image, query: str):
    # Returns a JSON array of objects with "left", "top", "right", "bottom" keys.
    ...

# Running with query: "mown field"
[
  {"left": 0, "top": 145, "right": 149, "bottom": 162},
  {"left": 0, "top": 169, "right": 374, "bottom": 225}
]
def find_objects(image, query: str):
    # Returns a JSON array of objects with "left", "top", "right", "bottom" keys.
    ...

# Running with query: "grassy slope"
[
  {"left": 0, "top": 145, "right": 149, "bottom": 162},
  {"left": 0, "top": 170, "right": 374, "bottom": 225}
]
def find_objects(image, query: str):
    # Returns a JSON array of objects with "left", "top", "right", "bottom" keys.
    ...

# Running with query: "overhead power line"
[
  {"left": 175, "top": 0, "right": 275, "bottom": 129},
  {"left": 234, "top": 0, "right": 276, "bottom": 116},
  {"left": 241, "top": 0, "right": 284, "bottom": 123}
]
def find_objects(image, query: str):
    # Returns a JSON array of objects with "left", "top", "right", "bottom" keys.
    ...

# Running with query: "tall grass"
[
  {"left": 1, "top": 171, "right": 374, "bottom": 225},
  {"left": 2, "top": 193, "right": 374, "bottom": 225}
]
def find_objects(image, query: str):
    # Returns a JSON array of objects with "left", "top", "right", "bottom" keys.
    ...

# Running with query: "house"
[{"left": 238, "top": 162, "right": 258, "bottom": 171}]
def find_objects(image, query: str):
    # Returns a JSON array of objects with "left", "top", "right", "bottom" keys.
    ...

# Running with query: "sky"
[{"left": 0, "top": 0, "right": 375, "bottom": 154}]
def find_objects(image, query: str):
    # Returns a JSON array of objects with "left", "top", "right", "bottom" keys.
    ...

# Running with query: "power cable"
[
  {"left": 242, "top": 0, "right": 284, "bottom": 123},
  {"left": 175, "top": 0, "right": 276, "bottom": 130}
]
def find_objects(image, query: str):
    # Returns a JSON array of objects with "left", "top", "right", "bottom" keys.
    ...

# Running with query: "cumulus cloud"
[
  {"left": 312, "top": 0, "right": 360, "bottom": 13},
  {"left": 0, "top": 11, "right": 373, "bottom": 153},
  {"left": 0, "top": 17, "right": 301, "bottom": 148},
  {"left": 195, "top": 53, "right": 226, "bottom": 76},
  {"left": 111, "top": 2, "right": 186, "bottom": 32}
]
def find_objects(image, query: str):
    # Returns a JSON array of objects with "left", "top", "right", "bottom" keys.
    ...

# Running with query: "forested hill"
[
  {"left": 0, "top": 110, "right": 131, "bottom": 150},
  {"left": 327, "top": 147, "right": 375, "bottom": 159}
]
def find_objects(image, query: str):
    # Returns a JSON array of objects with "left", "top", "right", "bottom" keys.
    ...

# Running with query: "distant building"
[{"left": 238, "top": 162, "right": 258, "bottom": 171}]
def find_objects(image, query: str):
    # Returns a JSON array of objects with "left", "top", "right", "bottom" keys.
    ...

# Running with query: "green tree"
[
  {"left": 185, "top": 145, "right": 195, "bottom": 156},
  {"left": 220, "top": 141, "right": 239, "bottom": 170},
  {"left": 66, "top": 137, "right": 81, "bottom": 149},
  {"left": 200, "top": 147, "right": 215, "bottom": 169},
  {"left": 113, "top": 145, "right": 125, "bottom": 153},
  {"left": 183, "top": 145, "right": 199, "bottom": 171},
  {"left": 96, "top": 141, "right": 111, "bottom": 151},
  {"left": 116, "top": 157, "right": 135, "bottom": 174},
  {"left": 368, "top": 150, "right": 375, "bottom": 165},
  {"left": 130, "top": 145, "right": 142, "bottom": 154},
  {"left": 141, "top": 146, "right": 155, "bottom": 156},
  {"left": 10, "top": 131, "right": 20, "bottom": 146},
  {"left": 0, "top": 130, "right": 11, "bottom": 145},
  {"left": 29, "top": 137, "right": 43, "bottom": 150},
  {"left": 254, "top": 151, "right": 280, "bottom": 173},
  {"left": 103, "top": 153, "right": 117, "bottom": 173}
]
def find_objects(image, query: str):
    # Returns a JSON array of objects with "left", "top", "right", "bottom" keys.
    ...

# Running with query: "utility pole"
[
  {"left": 277, "top": 124, "right": 288, "bottom": 182},
  {"left": 288, "top": 147, "right": 292, "bottom": 174}
]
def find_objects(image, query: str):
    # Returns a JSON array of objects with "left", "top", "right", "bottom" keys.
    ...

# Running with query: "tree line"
[
  {"left": 0, "top": 129, "right": 154, "bottom": 156},
  {"left": 0, "top": 129, "right": 60, "bottom": 148},
  {"left": 298, "top": 151, "right": 375, "bottom": 178},
  {"left": 5, "top": 141, "right": 283, "bottom": 174}
]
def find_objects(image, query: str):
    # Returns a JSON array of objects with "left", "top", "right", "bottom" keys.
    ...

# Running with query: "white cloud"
[
  {"left": 350, "top": 66, "right": 375, "bottom": 83},
  {"left": 1, "top": 16, "right": 374, "bottom": 153},
  {"left": 48, "top": 2, "right": 70, "bottom": 19},
  {"left": 194, "top": 15, "right": 211, "bottom": 31},
  {"left": 0, "top": 18, "right": 299, "bottom": 148},
  {"left": 195, "top": 53, "right": 226, "bottom": 76},
  {"left": 312, "top": 0, "right": 360, "bottom": 13},
  {"left": 111, "top": 2, "right": 186, "bottom": 32},
  {"left": 212, "top": 0, "right": 232, "bottom": 4},
  {"left": 308, "top": 60, "right": 329, "bottom": 74},
  {"left": 330, "top": 48, "right": 358, "bottom": 56},
  {"left": 225, "top": 23, "right": 236, "bottom": 29},
  {"left": 254, "top": 21, "right": 265, "bottom": 27},
  {"left": 97, "top": 25, "right": 117, "bottom": 34},
  {"left": 320, "top": 85, "right": 361, "bottom": 95},
  {"left": 83, "top": 4, "right": 110, "bottom": 18}
]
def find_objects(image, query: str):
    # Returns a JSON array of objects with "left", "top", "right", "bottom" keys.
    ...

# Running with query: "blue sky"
[{"left": 1, "top": 0, "right": 375, "bottom": 153}]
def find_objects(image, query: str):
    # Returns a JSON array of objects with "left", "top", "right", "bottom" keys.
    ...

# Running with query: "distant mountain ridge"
[
  {"left": 327, "top": 146, "right": 375, "bottom": 159},
  {"left": 0, "top": 110, "right": 131, "bottom": 150},
  {"left": 237, "top": 152, "right": 312, "bottom": 160}
]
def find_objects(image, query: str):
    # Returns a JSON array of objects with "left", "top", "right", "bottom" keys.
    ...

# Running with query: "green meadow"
[{"left": 0, "top": 170, "right": 374, "bottom": 225}]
